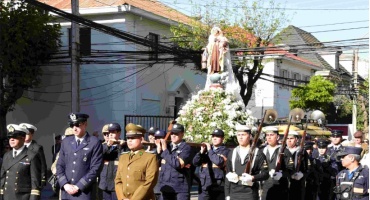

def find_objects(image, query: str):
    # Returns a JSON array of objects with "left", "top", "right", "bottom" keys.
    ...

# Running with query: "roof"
[
  {"left": 273, "top": 25, "right": 351, "bottom": 77},
  {"left": 40, "top": 0, "right": 193, "bottom": 24}
]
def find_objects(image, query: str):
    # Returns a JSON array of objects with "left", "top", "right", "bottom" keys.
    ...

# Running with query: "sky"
[{"left": 160, "top": 0, "right": 369, "bottom": 60}]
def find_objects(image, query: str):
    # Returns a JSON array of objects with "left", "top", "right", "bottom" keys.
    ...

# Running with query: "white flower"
[{"left": 210, "top": 122, "right": 217, "bottom": 127}]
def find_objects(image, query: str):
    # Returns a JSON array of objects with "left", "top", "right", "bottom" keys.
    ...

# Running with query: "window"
[
  {"left": 280, "top": 69, "right": 289, "bottom": 87},
  {"left": 68, "top": 27, "right": 91, "bottom": 56},
  {"left": 148, "top": 32, "right": 159, "bottom": 60},
  {"left": 292, "top": 73, "right": 301, "bottom": 86},
  {"left": 304, "top": 76, "right": 310, "bottom": 82}
]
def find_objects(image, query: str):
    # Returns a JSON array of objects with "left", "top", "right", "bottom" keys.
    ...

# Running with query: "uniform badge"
[
  {"left": 173, "top": 125, "right": 177, "bottom": 128},
  {"left": 70, "top": 114, "right": 77, "bottom": 121},
  {"left": 83, "top": 157, "right": 87, "bottom": 161},
  {"left": 8, "top": 126, "right": 14, "bottom": 132}
]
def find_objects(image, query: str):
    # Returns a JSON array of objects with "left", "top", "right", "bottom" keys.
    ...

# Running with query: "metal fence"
[{"left": 123, "top": 115, "right": 174, "bottom": 138}]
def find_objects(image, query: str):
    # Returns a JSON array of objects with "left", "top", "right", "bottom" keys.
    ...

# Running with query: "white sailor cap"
[
  {"left": 7, "top": 124, "right": 29, "bottom": 137},
  {"left": 19, "top": 123, "right": 37, "bottom": 132},
  {"left": 264, "top": 126, "right": 279, "bottom": 134},
  {"left": 288, "top": 131, "right": 299, "bottom": 137},
  {"left": 235, "top": 124, "right": 251, "bottom": 132}
]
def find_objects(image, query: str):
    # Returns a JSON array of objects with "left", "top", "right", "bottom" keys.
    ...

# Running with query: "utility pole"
[
  {"left": 71, "top": 0, "right": 80, "bottom": 112},
  {"left": 352, "top": 49, "right": 359, "bottom": 138}
]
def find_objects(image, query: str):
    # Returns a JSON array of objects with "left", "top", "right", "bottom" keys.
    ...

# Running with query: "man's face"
[
  {"left": 71, "top": 121, "right": 87, "bottom": 138},
  {"left": 340, "top": 154, "right": 354, "bottom": 168},
  {"left": 9, "top": 136, "right": 25, "bottom": 150},
  {"left": 103, "top": 132, "right": 109, "bottom": 141},
  {"left": 318, "top": 148, "right": 327, "bottom": 155},
  {"left": 266, "top": 132, "right": 278, "bottom": 146},
  {"left": 170, "top": 132, "right": 184, "bottom": 144},
  {"left": 286, "top": 136, "right": 297, "bottom": 148},
  {"left": 354, "top": 138, "right": 362, "bottom": 145},
  {"left": 237, "top": 131, "right": 250, "bottom": 146},
  {"left": 211, "top": 135, "right": 223, "bottom": 146},
  {"left": 127, "top": 136, "right": 142, "bottom": 150},
  {"left": 148, "top": 134, "right": 155, "bottom": 143},
  {"left": 109, "top": 130, "right": 120, "bottom": 140},
  {"left": 25, "top": 133, "right": 33, "bottom": 143},
  {"left": 331, "top": 136, "right": 342, "bottom": 145}
]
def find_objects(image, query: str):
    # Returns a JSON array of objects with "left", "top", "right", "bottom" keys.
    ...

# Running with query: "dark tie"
[
  {"left": 172, "top": 144, "right": 178, "bottom": 152},
  {"left": 77, "top": 139, "right": 81, "bottom": 148},
  {"left": 129, "top": 152, "right": 135, "bottom": 160},
  {"left": 13, "top": 151, "right": 17, "bottom": 158}
]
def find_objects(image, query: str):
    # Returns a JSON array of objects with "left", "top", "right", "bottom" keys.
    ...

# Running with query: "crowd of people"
[{"left": 0, "top": 112, "right": 368, "bottom": 200}]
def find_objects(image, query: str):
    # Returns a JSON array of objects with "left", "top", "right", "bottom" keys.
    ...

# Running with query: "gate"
[{"left": 123, "top": 115, "right": 174, "bottom": 138}]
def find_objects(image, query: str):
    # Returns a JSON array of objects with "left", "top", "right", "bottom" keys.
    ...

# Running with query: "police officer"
[
  {"left": 158, "top": 123, "right": 193, "bottom": 200},
  {"left": 224, "top": 125, "right": 269, "bottom": 200},
  {"left": 0, "top": 124, "right": 41, "bottom": 200},
  {"left": 286, "top": 131, "right": 307, "bottom": 200},
  {"left": 327, "top": 130, "right": 345, "bottom": 173},
  {"left": 19, "top": 123, "right": 48, "bottom": 188},
  {"left": 56, "top": 113, "right": 103, "bottom": 200},
  {"left": 152, "top": 129, "right": 166, "bottom": 200},
  {"left": 102, "top": 124, "right": 110, "bottom": 143},
  {"left": 146, "top": 127, "right": 158, "bottom": 153},
  {"left": 99, "top": 123, "right": 124, "bottom": 200},
  {"left": 304, "top": 141, "right": 320, "bottom": 200},
  {"left": 260, "top": 127, "right": 292, "bottom": 200},
  {"left": 335, "top": 146, "right": 369, "bottom": 200},
  {"left": 114, "top": 123, "right": 158, "bottom": 200},
  {"left": 193, "top": 128, "right": 230, "bottom": 200}
]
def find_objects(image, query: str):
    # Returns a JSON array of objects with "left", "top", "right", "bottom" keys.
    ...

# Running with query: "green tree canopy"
[
  {"left": 0, "top": 0, "right": 62, "bottom": 136},
  {"left": 289, "top": 76, "right": 336, "bottom": 112}
]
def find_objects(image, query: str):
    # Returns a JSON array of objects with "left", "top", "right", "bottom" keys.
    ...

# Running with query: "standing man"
[
  {"left": 327, "top": 130, "right": 345, "bottom": 173},
  {"left": 146, "top": 127, "right": 158, "bottom": 153},
  {"left": 19, "top": 123, "right": 48, "bottom": 188},
  {"left": 260, "top": 127, "right": 292, "bottom": 200},
  {"left": 115, "top": 123, "right": 158, "bottom": 200},
  {"left": 158, "top": 123, "right": 193, "bottom": 200},
  {"left": 56, "top": 113, "right": 103, "bottom": 200},
  {"left": 102, "top": 124, "right": 110, "bottom": 143},
  {"left": 335, "top": 146, "right": 369, "bottom": 200},
  {"left": 224, "top": 125, "right": 269, "bottom": 200},
  {"left": 193, "top": 128, "right": 230, "bottom": 200},
  {"left": 286, "top": 131, "right": 307, "bottom": 200},
  {"left": 304, "top": 141, "right": 320, "bottom": 200},
  {"left": 99, "top": 123, "right": 124, "bottom": 200},
  {"left": 0, "top": 124, "right": 41, "bottom": 200}
]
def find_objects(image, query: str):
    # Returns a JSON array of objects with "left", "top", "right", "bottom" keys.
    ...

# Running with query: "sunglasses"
[
  {"left": 103, "top": 132, "right": 109, "bottom": 136},
  {"left": 69, "top": 122, "right": 83, "bottom": 128}
]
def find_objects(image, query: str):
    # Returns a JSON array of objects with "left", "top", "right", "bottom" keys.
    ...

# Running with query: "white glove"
[
  {"left": 226, "top": 196, "right": 230, "bottom": 200},
  {"left": 226, "top": 172, "right": 239, "bottom": 183},
  {"left": 273, "top": 171, "right": 282, "bottom": 181},
  {"left": 292, "top": 172, "right": 304, "bottom": 180},
  {"left": 269, "top": 169, "right": 275, "bottom": 178},
  {"left": 241, "top": 173, "right": 253, "bottom": 186}
]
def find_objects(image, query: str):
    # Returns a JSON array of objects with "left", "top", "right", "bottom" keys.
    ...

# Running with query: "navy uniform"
[
  {"left": 334, "top": 146, "right": 369, "bottom": 200},
  {"left": 316, "top": 140, "right": 337, "bottom": 200},
  {"left": 304, "top": 141, "right": 320, "bottom": 200},
  {"left": 0, "top": 124, "right": 42, "bottom": 200},
  {"left": 56, "top": 113, "right": 103, "bottom": 200},
  {"left": 159, "top": 123, "right": 194, "bottom": 200},
  {"left": 327, "top": 130, "right": 345, "bottom": 174},
  {"left": 20, "top": 123, "right": 48, "bottom": 187},
  {"left": 99, "top": 123, "right": 124, "bottom": 200},
  {"left": 151, "top": 129, "right": 166, "bottom": 200},
  {"left": 114, "top": 123, "right": 158, "bottom": 200},
  {"left": 192, "top": 129, "right": 230, "bottom": 200},
  {"left": 260, "top": 127, "right": 292, "bottom": 200}
]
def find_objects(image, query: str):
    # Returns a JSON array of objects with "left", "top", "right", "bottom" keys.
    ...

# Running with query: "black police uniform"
[
  {"left": 304, "top": 142, "right": 320, "bottom": 200},
  {"left": 98, "top": 123, "right": 124, "bottom": 200},
  {"left": 193, "top": 129, "right": 230, "bottom": 200},
  {"left": 316, "top": 140, "right": 337, "bottom": 200},
  {"left": 326, "top": 130, "right": 345, "bottom": 174},
  {"left": 0, "top": 125, "right": 42, "bottom": 200},
  {"left": 159, "top": 123, "right": 194, "bottom": 200},
  {"left": 335, "top": 146, "right": 369, "bottom": 200},
  {"left": 27, "top": 140, "right": 47, "bottom": 187}
]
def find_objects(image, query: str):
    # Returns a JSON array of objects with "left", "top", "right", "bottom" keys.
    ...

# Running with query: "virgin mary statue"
[{"left": 203, "top": 27, "right": 242, "bottom": 102}]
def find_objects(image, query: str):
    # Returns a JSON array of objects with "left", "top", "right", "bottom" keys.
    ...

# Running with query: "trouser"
[
  {"left": 160, "top": 192, "right": 189, "bottom": 200},
  {"left": 198, "top": 185, "right": 225, "bottom": 200},
  {"left": 102, "top": 190, "right": 118, "bottom": 200},
  {"left": 261, "top": 178, "right": 289, "bottom": 200}
]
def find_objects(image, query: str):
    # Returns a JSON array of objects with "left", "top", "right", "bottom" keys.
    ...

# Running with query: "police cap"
[
  {"left": 68, "top": 112, "right": 89, "bottom": 123},
  {"left": 336, "top": 146, "right": 362, "bottom": 158},
  {"left": 125, "top": 123, "right": 146, "bottom": 138},
  {"left": 171, "top": 123, "right": 185, "bottom": 134},
  {"left": 304, "top": 141, "right": 314, "bottom": 149},
  {"left": 154, "top": 130, "right": 166, "bottom": 138},
  {"left": 317, "top": 139, "right": 329, "bottom": 148},
  {"left": 148, "top": 127, "right": 158, "bottom": 135},
  {"left": 211, "top": 129, "right": 225, "bottom": 137},
  {"left": 108, "top": 123, "right": 121, "bottom": 132},
  {"left": 7, "top": 124, "right": 28, "bottom": 138},
  {"left": 331, "top": 130, "right": 343, "bottom": 137}
]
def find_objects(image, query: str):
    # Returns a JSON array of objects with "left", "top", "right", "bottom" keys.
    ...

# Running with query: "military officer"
[
  {"left": 224, "top": 125, "right": 269, "bottom": 200},
  {"left": 260, "top": 127, "right": 292, "bottom": 200},
  {"left": 19, "top": 123, "right": 48, "bottom": 188},
  {"left": 56, "top": 113, "right": 103, "bottom": 200},
  {"left": 99, "top": 123, "right": 125, "bottom": 200},
  {"left": 193, "top": 128, "right": 230, "bottom": 200},
  {"left": 115, "top": 123, "right": 158, "bottom": 200},
  {"left": 0, "top": 124, "right": 41, "bottom": 200},
  {"left": 335, "top": 146, "right": 369, "bottom": 200},
  {"left": 327, "top": 130, "right": 345, "bottom": 173},
  {"left": 286, "top": 131, "right": 307, "bottom": 200},
  {"left": 158, "top": 123, "right": 194, "bottom": 200}
]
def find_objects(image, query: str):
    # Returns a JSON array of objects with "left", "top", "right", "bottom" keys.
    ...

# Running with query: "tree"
[
  {"left": 0, "top": 0, "right": 62, "bottom": 136},
  {"left": 289, "top": 76, "right": 336, "bottom": 112},
  {"left": 169, "top": 0, "right": 289, "bottom": 106}
]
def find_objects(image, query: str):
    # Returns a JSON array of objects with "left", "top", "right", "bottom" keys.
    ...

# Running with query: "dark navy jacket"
[
  {"left": 192, "top": 145, "right": 229, "bottom": 191},
  {"left": 336, "top": 165, "right": 369, "bottom": 200},
  {"left": 99, "top": 144, "right": 124, "bottom": 191},
  {"left": 28, "top": 140, "right": 47, "bottom": 187},
  {"left": 56, "top": 133, "right": 103, "bottom": 200},
  {"left": 327, "top": 145, "right": 345, "bottom": 174},
  {"left": 159, "top": 141, "right": 193, "bottom": 193}
]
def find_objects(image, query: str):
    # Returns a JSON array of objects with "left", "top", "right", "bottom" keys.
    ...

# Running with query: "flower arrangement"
[{"left": 176, "top": 87, "right": 256, "bottom": 143}]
